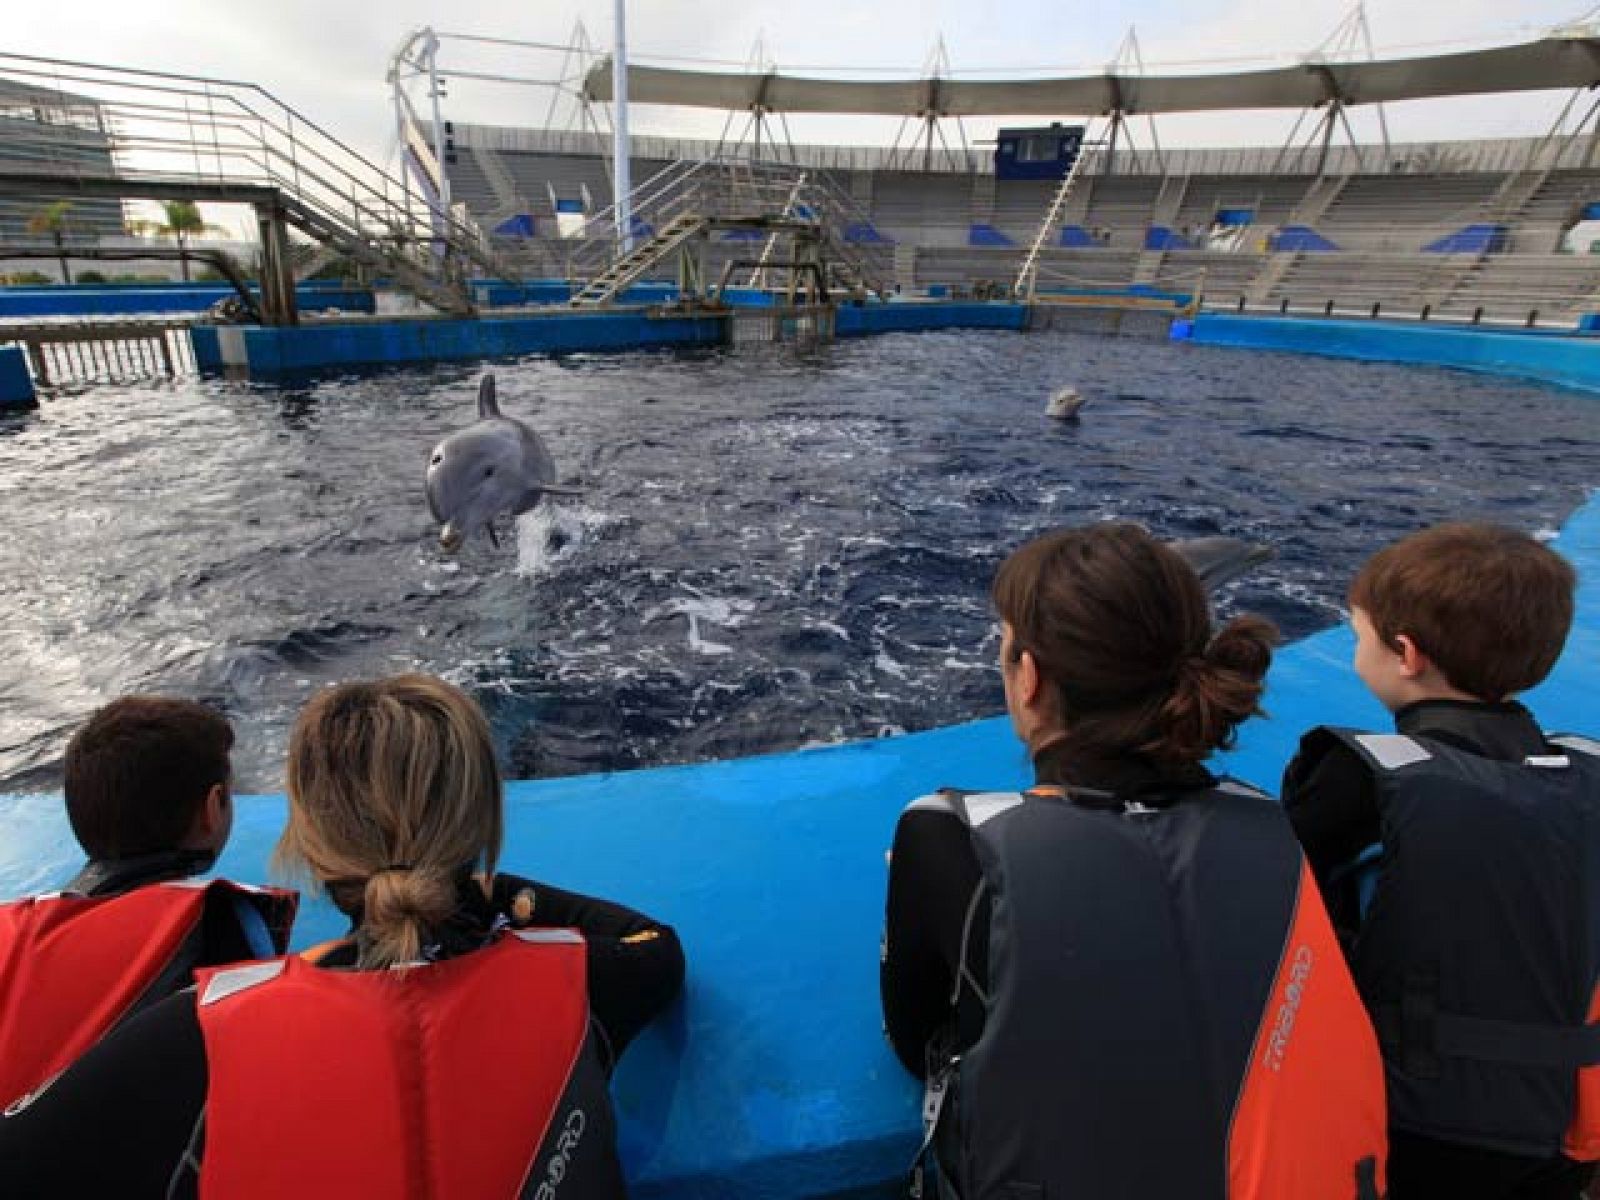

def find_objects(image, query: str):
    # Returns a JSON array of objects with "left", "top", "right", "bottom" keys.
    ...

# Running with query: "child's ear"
[
  {"left": 1393, "top": 633, "right": 1430, "bottom": 679},
  {"left": 1016, "top": 648, "right": 1043, "bottom": 707}
]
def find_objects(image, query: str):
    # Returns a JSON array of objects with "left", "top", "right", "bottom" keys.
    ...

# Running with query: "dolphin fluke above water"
[
  {"left": 1172, "top": 536, "right": 1275, "bottom": 592},
  {"left": 426, "top": 374, "right": 582, "bottom": 552}
]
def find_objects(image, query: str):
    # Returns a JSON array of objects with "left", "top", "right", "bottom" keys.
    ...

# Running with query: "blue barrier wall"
[
  {"left": 0, "top": 345, "right": 37, "bottom": 410},
  {"left": 1188, "top": 313, "right": 1600, "bottom": 394},
  {"left": 2, "top": 492, "right": 1595, "bottom": 1197},
  {"left": 190, "top": 311, "right": 729, "bottom": 378},
  {"left": 836, "top": 302, "right": 1027, "bottom": 336},
  {"left": 0, "top": 282, "right": 373, "bottom": 318}
]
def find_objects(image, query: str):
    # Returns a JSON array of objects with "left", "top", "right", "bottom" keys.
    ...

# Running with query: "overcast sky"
[{"left": 9, "top": 1, "right": 1596, "bottom": 184}]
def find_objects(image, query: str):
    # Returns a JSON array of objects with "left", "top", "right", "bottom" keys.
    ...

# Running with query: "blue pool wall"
[
  {"left": 188, "top": 301, "right": 1028, "bottom": 379},
  {"left": 1186, "top": 313, "right": 1600, "bottom": 394},
  {"left": 0, "top": 281, "right": 373, "bottom": 318}
]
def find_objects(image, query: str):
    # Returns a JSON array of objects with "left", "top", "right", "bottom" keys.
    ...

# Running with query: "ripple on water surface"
[{"left": 1, "top": 330, "right": 1597, "bottom": 791}]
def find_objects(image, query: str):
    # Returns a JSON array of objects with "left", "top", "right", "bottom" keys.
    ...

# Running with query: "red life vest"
[
  {"left": 0, "top": 879, "right": 296, "bottom": 1111},
  {"left": 194, "top": 928, "right": 606, "bottom": 1199}
]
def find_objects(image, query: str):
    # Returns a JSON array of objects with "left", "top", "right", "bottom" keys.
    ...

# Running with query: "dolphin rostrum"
[
  {"left": 426, "top": 374, "right": 581, "bottom": 552},
  {"left": 1046, "top": 386, "right": 1087, "bottom": 420},
  {"left": 1172, "top": 536, "right": 1275, "bottom": 592}
]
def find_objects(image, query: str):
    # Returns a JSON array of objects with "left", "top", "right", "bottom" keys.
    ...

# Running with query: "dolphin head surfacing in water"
[
  {"left": 426, "top": 374, "right": 580, "bottom": 552},
  {"left": 1046, "top": 386, "right": 1087, "bottom": 421}
]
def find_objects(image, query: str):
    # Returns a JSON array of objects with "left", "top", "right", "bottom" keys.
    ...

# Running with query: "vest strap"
[{"left": 1375, "top": 1004, "right": 1600, "bottom": 1069}]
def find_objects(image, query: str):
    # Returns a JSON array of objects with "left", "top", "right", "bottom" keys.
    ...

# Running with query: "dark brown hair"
[
  {"left": 278, "top": 674, "right": 502, "bottom": 969},
  {"left": 63, "top": 696, "right": 234, "bottom": 860},
  {"left": 992, "top": 523, "right": 1277, "bottom": 764},
  {"left": 1349, "top": 522, "right": 1575, "bottom": 700}
]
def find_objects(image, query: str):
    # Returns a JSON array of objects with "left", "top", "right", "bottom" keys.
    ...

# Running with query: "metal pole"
[
  {"left": 612, "top": 0, "right": 634, "bottom": 253},
  {"left": 425, "top": 31, "right": 452, "bottom": 210}
]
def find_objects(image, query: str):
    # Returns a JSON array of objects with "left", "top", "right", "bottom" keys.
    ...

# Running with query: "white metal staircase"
[
  {"left": 1015, "top": 127, "right": 1103, "bottom": 299},
  {"left": 567, "top": 212, "right": 709, "bottom": 307}
]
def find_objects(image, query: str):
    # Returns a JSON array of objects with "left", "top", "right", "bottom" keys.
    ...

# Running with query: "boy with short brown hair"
[
  {"left": 1283, "top": 522, "right": 1597, "bottom": 1199},
  {"left": 0, "top": 696, "right": 296, "bottom": 1112}
]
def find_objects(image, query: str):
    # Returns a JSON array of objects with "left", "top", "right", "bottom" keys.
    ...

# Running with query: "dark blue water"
[{"left": 1, "top": 328, "right": 1596, "bottom": 793}]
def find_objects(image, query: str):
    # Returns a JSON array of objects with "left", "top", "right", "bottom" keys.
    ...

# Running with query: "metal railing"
[
  {"left": 555, "top": 157, "right": 895, "bottom": 296},
  {"left": 0, "top": 53, "right": 524, "bottom": 311}
]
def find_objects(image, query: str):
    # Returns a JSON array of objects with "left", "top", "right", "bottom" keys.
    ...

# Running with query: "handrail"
[{"left": 0, "top": 52, "right": 524, "bottom": 303}]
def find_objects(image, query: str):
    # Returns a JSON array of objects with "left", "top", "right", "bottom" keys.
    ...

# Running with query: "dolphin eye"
[
  {"left": 430, "top": 453, "right": 443, "bottom": 466},
  {"left": 484, "top": 466, "right": 495, "bottom": 477}
]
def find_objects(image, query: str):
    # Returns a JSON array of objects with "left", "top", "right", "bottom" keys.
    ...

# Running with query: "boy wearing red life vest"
[
  {"left": 0, "top": 696, "right": 295, "bottom": 1111},
  {"left": 1284, "top": 523, "right": 1599, "bottom": 1199}
]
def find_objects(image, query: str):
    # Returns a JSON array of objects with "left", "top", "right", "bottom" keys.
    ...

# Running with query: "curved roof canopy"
[{"left": 583, "top": 35, "right": 1600, "bottom": 117}]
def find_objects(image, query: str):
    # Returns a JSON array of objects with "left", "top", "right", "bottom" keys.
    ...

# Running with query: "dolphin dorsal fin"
[{"left": 477, "top": 374, "right": 501, "bottom": 419}]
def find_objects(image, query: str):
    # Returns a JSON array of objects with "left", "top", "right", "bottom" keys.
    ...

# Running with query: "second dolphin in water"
[{"left": 426, "top": 374, "right": 581, "bottom": 551}]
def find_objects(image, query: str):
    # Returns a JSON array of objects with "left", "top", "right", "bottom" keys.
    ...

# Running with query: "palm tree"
[
  {"left": 146, "top": 200, "right": 221, "bottom": 282},
  {"left": 26, "top": 200, "right": 75, "bottom": 285}
]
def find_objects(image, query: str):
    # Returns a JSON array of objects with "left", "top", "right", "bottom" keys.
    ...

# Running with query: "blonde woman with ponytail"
[
  {"left": 881, "top": 523, "right": 1388, "bottom": 1200},
  {"left": 1, "top": 674, "right": 684, "bottom": 1200}
]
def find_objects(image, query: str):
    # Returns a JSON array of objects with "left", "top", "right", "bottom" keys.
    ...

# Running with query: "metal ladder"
[
  {"left": 1015, "top": 127, "right": 1103, "bottom": 300},
  {"left": 567, "top": 212, "right": 709, "bottom": 307}
]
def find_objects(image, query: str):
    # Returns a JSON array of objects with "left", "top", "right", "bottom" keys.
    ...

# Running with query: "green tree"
[
  {"left": 142, "top": 200, "right": 223, "bottom": 282},
  {"left": 26, "top": 200, "right": 75, "bottom": 285}
]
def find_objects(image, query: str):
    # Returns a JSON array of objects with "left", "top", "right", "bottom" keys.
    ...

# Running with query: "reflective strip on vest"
[{"left": 195, "top": 932, "right": 593, "bottom": 1199}]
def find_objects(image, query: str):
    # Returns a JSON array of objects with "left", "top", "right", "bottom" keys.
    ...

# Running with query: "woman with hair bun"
[
  {"left": 0, "top": 674, "right": 684, "bottom": 1199},
  {"left": 881, "top": 523, "right": 1387, "bottom": 1200}
]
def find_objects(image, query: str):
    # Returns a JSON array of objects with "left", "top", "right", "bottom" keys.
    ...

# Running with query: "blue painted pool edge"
[
  {"left": 187, "top": 302, "right": 1029, "bottom": 378},
  {"left": 1189, "top": 313, "right": 1600, "bottom": 394},
  {"left": 0, "top": 345, "right": 37, "bottom": 409}
]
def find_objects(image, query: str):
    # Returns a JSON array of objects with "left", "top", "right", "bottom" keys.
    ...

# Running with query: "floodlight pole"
[
  {"left": 424, "top": 30, "right": 452, "bottom": 209},
  {"left": 612, "top": 0, "right": 634, "bottom": 253}
]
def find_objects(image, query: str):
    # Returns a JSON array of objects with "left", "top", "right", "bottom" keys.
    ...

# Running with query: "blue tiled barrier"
[
  {"left": 0, "top": 345, "right": 36, "bottom": 409},
  {"left": 1189, "top": 313, "right": 1600, "bottom": 394},
  {"left": 0, "top": 283, "right": 373, "bottom": 318},
  {"left": 835, "top": 302, "right": 1027, "bottom": 336},
  {"left": 3, "top": 488, "right": 1595, "bottom": 1198}
]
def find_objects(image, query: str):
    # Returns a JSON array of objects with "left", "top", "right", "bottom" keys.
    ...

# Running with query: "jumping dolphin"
[
  {"left": 1173, "top": 536, "right": 1275, "bottom": 592},
  {"left": 1046, "top": 386, "right": 1087, "bottom": 420},
  {"left": 426, "top": 374, "right": 581, "bottom": 552}
]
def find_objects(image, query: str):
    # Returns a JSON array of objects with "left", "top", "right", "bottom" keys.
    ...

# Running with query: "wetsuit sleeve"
[
  {"left": 880, "top": 804, "right": 985, "bottom": 1080},
  {"left": 1281, "top": 731, "right": 1381, "bottom": 940},
  {"left": 493, "top": 872, "right": 686, "bottom": 1073},
  {"left": 0, "top": 990, "right": 206, "bottom": 1198}
]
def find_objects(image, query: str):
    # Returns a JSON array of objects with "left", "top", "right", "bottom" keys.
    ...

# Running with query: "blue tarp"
[
  {"left": 1213, "top": 208, "right": 1255, "bottom": 227},
  {"left": 843, "top": 222, "right": 892, "bottom": 245},
  {"left": 556, "top": 199, "right": 585, "bottom": 214},
  {"left": 1269, "top": 225, "right": 1339, "bottom": 253},
  {"left": 493, "top": 214, "right": 536, "bottom": 238},
  {"left": 1058, "top": 224, "right": 1098, "bottom": 248},
  {"left": 968, "top": 224, "right": 1015, "bottom": 247},
  {"left": 1423, "top": 224, "right": 1508, "bottom": 254},
  {"left": 1144, "top": 225, "right": 1194, "bottom": 251}
]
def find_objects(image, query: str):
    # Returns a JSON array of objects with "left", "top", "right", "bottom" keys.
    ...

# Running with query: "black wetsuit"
[
  {"left": 0, "top": 872, "right": 684, "bottom": 1199},
  {"left": 1283, "top": 699, "right": 1597, "bottom": 1200},
  {"left": 879, "top": 741, "right": 1216, "bottom": 1077}
]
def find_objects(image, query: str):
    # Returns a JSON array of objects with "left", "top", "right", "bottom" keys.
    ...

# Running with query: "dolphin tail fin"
[
  {"left": 1172, "top": 536, "right": 1274, "bottom": 592},
  {"left": 478, "top": 374, "right": 501, "bottom": 420}
]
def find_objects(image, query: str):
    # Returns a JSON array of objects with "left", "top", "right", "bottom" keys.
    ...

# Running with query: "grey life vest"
[
  {"left": 927, "top": 780, "right": 1384, "bottom": 1200},
  {"left": 1324, "top": 727, "right": 1600, "bottom": 1159}
]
